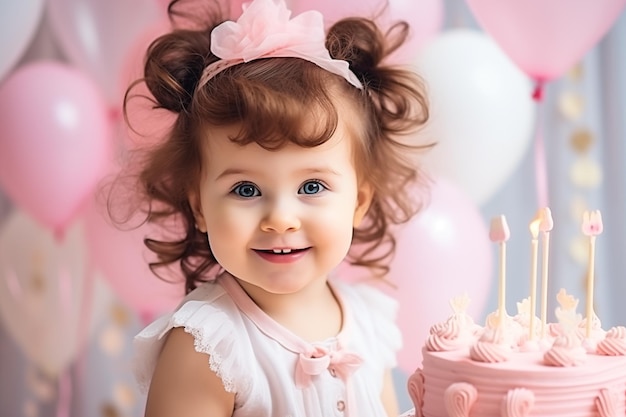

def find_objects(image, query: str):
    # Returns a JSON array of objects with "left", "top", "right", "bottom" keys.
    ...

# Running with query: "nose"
[{"left": 260, "top": 197, "right": 301, "bottom": 233}]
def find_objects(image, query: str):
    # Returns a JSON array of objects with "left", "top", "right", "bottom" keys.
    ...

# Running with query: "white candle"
[
  {"left": 529, "top": 218, "right": 540, "bottom": 341},
  {"left": 582, "top": 210, "right": 603, "bottom": 338},
  {"left": 490, "top": 215, "right": 510, "bottom": 327},
  {"left": 538, "top": 208, "right": 553, "bottom": 339}
]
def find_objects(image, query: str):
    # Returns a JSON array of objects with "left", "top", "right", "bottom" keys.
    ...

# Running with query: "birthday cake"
[{"left": 406, "top": 210, "right": 626, "bottom": 417}]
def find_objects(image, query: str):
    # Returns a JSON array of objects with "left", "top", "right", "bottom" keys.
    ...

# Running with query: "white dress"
[{"left": 134, "top": 273, "right": 402, "bottom": 417}]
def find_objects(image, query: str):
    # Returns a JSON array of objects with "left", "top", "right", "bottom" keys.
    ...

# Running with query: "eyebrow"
[{"left": 215, "top": 166, "right": 341, "bottom": 181}]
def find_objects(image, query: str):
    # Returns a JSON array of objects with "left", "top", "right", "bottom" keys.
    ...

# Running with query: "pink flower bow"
[
  {"left": 295, "top": 345, "right": 363, "bottom": 388},
  {"left": 197, "top": 0, "right": 363, "bottom": 89}
]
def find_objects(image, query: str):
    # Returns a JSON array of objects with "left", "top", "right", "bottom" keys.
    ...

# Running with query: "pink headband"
[{"left": 196, "top": 0, "right": 363, "bottom": 90}]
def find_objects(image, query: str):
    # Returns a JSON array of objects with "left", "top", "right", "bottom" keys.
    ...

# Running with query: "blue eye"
[
  {"left": 299, "top": 180, "right": 326, "bottom": 195},
  {"left": 232, "top": 182, "right": 260, "bottom": 198}
]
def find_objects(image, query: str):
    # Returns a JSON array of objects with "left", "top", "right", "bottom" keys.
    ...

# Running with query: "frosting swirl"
[
  {"left": 470, "top": 340, "right": 512, "bottom": 363},
  {"left": 543, "top": 334, "right": 587, "bottom": 366},
  {"left": 597, "top": 326, "right": 626, "bottom": 356},
  {"left": 469, "top": 328, "right": 512, "bottom": 363},
  {"left": 501, "top": 388, "right": 535, "bottom": 417},
  {"left": 444, "top": 382, "right": 477, "bottom": 417},
  {"left": 425, "top": 313, "right": 479, "bottom": 352},
  {"left": 407, "top": 369, "right": 425, "bottom": 417}
]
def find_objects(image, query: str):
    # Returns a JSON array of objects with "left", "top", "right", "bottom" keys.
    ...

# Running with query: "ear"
[
  {"left": 353, "top": 182, "right": 373, "bottom": 228},
  {"left": 188, "top": 191, "right": 207, "bottom": 233}
]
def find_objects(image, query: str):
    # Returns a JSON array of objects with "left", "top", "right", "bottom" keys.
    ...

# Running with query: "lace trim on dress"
[{"left": 134, "top": 297, "right": 248, "bottom": 395}]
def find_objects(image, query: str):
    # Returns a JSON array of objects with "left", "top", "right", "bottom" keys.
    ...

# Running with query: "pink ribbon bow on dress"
[{"left": 295, "top": 345, "right": 363, "bottom": 388}]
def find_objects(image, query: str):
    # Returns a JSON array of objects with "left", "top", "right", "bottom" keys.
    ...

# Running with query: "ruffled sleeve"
[
  {"left": 343, "top": 282, "right": 403, "bottom": 369},
  {"left": 132, "top": 283, "right": 251, "bottom": 395}
]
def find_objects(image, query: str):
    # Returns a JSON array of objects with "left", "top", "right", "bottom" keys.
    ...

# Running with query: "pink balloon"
[
  {"left": 466, "top": 0, "right": 626, "bottom": 82},
  {"left": 118, "top": 20, "right": 177, "bottom": 150},
  {"left": 290, "top": 0, "right": 382, "bottom": 23},
  {"left": 47, "top": 0, "right": 161, "bottom": 105},
  {"left": 83, "top": 199, "right": 184, "bottom": 319},
  {"left": 339, "top": 179, "right": 493, "bottom": 373},
  {"left": 0, "top": 61, "right": 113, "bottom": 236},
  {"left": 393, "top": 180, "right": 493, "bottom": 372},
  {"left": 386, "top": 0, "right": 444, "bottom": 60}
]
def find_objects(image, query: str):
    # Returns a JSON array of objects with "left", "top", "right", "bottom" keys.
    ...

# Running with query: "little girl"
[{"left": 121, "top": 0, "right": 429, "bottom": 416}]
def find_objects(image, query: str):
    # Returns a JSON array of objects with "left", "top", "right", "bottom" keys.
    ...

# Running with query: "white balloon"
[
  {"left": 412, "top": 29, "right": 535, "bottom": 205},
  {"left": 0, "top": 0, "right": 45, "bottom": 82},
  {"left": 0, "top": 211, "right": 112, "bottom": 376},
  {"left": 46, "top": 0, "right": 161, "bottom": 105}
]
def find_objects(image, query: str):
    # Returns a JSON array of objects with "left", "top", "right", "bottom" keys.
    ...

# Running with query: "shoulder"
[
  {"left": 144, "top": 327, "right": 235, "bottom": 417},
  {"left": 134, "top": 279, "right": 254, "bottom": 395}
]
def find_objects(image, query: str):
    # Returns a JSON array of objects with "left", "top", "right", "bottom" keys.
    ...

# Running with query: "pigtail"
[
  {"left": 327, "top": 18, "right": 429, "bottom": 136},
  {"left": 141, "top": 28, "right": 215, "bottom": 113},
  {"left": 327, "top": 17, "right": 432, "bottom": 278},
  {"left": 125, "top": 0, "right": 227, "bottom": 115}
]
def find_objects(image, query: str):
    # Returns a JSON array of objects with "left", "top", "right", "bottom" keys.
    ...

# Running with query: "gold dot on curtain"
[
  {"left": 570, "top": 128, "right": 595, "bottom": 154},
  {"left": 110, "top": 304, "right": 130, "bottom": 327},
  {"left": 569, "top": 195, "right": 588, "bottom": 223},
  {"left": 101, "top": 403, "right": 121, "bottom": 417},
  {"left": 569, "top": 235, "right": 588, "bottom": 265},
  {"left": 567, "top": 63, "right": 584, "bottom": 82},
  {"left": 569, "top": 157, "right": 603, "bottom": 188},
  {"left": 99, "top": 325, "right": 125, "bottom": 356},
  {"left": 29, "top": 250, "right": 46, "bottom": 294},
  {"left": 113, "top": 383, "right": 137, "bottom": 409},
  {"left": 559, "top": 91, "right": 585, "bottom": 121},
  {"left": 29, "top": 272, "right": 46, "bottom": 294}
]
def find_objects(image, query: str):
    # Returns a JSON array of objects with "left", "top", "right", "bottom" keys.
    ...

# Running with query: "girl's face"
[{"left": 190, "top": 119, "right": 372, "bottom": 299}]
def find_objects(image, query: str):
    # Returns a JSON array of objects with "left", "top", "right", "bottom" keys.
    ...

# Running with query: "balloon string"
[
  {"left": 532, "top": 80, "right": 544, "bottom": 101},
  {"left": 532, "top": 80, "right": 549, "bottom": 208}
]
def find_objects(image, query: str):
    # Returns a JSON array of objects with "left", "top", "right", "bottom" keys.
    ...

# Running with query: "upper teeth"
[{"left": 273, "top": 249, "right": 292, "bottom": 254}]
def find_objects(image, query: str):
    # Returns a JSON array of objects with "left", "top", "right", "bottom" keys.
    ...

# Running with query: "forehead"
[{"left": 202, "top": 121, "right": 356, "bottom": 174}]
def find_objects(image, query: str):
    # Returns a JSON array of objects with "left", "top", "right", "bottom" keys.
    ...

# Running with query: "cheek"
[
  {"left": 205, "top": 206, "right": 255, "bottom": 245},
  {"left": 311, "top": 205, "right": 357, "bottom": 242}
]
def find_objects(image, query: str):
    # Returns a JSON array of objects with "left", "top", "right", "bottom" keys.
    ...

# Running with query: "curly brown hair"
[{"left": 115, "top": 0, "right": 431, "bottom": 294}]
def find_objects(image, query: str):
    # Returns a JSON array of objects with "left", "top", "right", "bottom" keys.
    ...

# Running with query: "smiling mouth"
[{"left": 254, "top": 248, "right": 309, "bottom": 255}]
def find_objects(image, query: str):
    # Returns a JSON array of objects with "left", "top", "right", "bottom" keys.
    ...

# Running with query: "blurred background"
[{"left": 0, "top": 0, "right": 625, "bottom": 415}]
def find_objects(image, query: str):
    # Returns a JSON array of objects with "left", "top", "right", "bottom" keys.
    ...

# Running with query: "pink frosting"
[
  {"left": 407, "top": 369, "right": 424, "bottom": 417},
  {"left": 543, "top": 334, "right": 587, "bottom": 366},
  {"left": 444, "top": 382, "right": 477, "bottom": 417},
  {"left": 597, "top": 326, "right": 626, "bottom": 356},
  {"left": 425, "top": 314, "right": 479, "bottom": 352},
  {"left": 596, "top": 388, "right": 619, "bottom": 417},
  {"left": 469, "top": 328, "right": 512, "bottom": 363},
  {"left": 501, "top": 388, "right": 535, "bottom": 417},
  {"left": 470, "top": 340, "right": 512, "bottom": 363}
]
